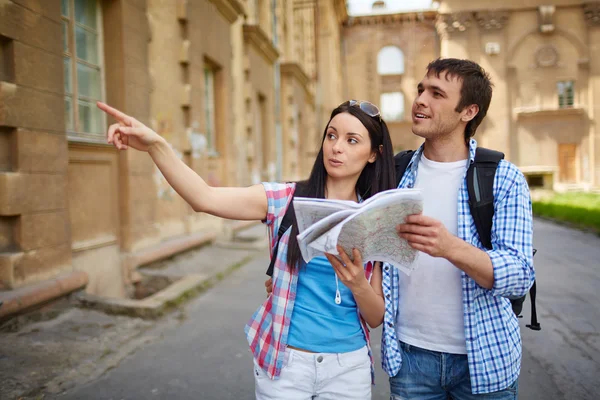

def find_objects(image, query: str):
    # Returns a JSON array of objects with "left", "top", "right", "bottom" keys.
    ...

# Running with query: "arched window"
[
  {"left": 377, "top": 46, "right": 404, "bottom": 75},
  {"left": 380, "top": 92, "right": 404, "bottom": 121}
]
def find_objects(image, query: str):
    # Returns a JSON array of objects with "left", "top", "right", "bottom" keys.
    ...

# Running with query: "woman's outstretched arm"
[{"left": 98, "top": 102, "right": 268, "bottom": 221}]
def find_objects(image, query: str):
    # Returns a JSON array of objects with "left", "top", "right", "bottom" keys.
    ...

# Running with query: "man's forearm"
[{"left": 445, "top": 236, "right": 494, "bottom": 289}]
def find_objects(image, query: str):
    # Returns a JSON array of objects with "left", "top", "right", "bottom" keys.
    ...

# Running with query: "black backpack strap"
[
  {"left": 526, "top": 280, "right": 541, "bottom": 330},
  {"left": 467, "top": 148, "right": 541, "bottom": 331},
  {"left": 466, "top": 148, "right": 504, "bottom": 250},
  {"left": 265, "top": 200, "right": 295, "bottom": 277},
  {"left": 394, "top": 150, "right": 415, "bottom": 186}
]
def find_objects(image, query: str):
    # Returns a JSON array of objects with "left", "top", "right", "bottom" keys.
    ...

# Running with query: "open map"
[{"left": 294, "top": 189, "right": 423, "bottom": 275}]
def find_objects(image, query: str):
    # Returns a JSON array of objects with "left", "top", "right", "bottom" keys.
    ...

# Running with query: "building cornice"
[
  {"left": 436, "top": 12, "right": 472, "bottom": 37},
  {"left": 281, "top": 62, "right": 311, "bottom": 89},
  {"left": 515, "top": 106, "right": 586, "bottom": 118},
  {"left": 281, "top": 62, "right": 314, "bottom": 102},
  {"left": 243, "top": 25, "right": 280, "bottom": 64},
  {"left": 208, "top": 0, "right": 246, "bottom": 23},
  {"left": 345, "top": 10, "right": 437, "bottom": 27},
  {"left": 584, "top": 2, "right": 600, "bottom": 27},
  {"left": 475, "top": 10, "right": 510, "bottom": 30}
]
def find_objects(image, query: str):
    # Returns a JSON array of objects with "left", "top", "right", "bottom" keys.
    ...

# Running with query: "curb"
[
  {"left": 122, "top": 231, "right": 218, "bottom": 275},
  {"left": 76, "top": 254, "right": 255, "bottom": 319},
  {"left": 214, "top": 237, "right": 269, "bottom": 250},
  {"left": 0, "top": 221, "right": 262, "bottom": 322},
  {"left": 0, "top": 271, "right": 88, "bottom": 320}
]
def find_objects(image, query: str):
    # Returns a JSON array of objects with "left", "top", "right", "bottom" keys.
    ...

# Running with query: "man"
[{"left": 383, "top": 58, "right": 534, "bottom": 399}]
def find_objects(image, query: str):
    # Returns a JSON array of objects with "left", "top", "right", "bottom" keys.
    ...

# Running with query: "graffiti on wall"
[{"left": 187, "top": 121, "right": 207, "bottom": 159}]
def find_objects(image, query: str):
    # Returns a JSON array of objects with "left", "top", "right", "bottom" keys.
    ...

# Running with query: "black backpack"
[{"left": 395, "top": 147, "right": 540, "bottom": 331}]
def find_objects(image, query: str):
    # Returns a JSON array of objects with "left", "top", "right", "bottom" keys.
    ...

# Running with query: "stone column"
[
  {"left": 474, "top": 11, "right": 512, "bottom": 158},
  {"left": 584, "top": 2, "right": 600, "bottom": 188},
  {"left": 436, "top": 12, "right": 473, "bottom": 60}
]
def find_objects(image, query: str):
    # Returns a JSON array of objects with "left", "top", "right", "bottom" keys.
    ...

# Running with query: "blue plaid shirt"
[{"left": 381, "top": 139, "right": 535, "bottom": 394}]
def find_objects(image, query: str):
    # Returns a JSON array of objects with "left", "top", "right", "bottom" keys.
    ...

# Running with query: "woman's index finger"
[{"left": 97, "top": 102, "right": 133, "bottom": 125}]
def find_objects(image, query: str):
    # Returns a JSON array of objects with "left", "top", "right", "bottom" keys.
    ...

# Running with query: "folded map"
[{"left": 294, "top": 188, "right": 423, "bottom": 275}]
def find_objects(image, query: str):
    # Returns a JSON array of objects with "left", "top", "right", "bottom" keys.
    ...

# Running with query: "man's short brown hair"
[{"left": 426, "top": 58, "right": 493, "bottom": 143}]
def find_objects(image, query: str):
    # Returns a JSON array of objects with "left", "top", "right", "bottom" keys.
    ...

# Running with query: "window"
[
  {"left": 204, "top": 67, "right": 216, "bottom": 152},
  {"left": 557, "top": 81, "right": 574, "bottom": 108},
  {"left": 380, "top": 92, "right": 404, "bottom": 121},
  {"left": 526, "top": 175, "right": 545, "bottom": 188},
  {"left": 62, "top": 0, "right": 104, "bottom": 139},
  {"left": 0, "top": 36, "right": 15, "bottom": 83},
  {"left": 377, "top": 46, "right": 404, "bottom": 75}
]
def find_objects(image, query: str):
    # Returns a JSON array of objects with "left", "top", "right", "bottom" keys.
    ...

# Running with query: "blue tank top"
[{"left": 287, "top": 256, "right": 366, "bottom": 353}]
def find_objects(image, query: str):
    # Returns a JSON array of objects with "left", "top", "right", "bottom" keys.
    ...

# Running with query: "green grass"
[{"left": 532, "top": 192, "right": 600, "bottom": 233}]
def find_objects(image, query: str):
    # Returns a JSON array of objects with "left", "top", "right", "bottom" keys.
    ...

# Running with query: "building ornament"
[
  {"left": 436, "top": 12, "right": 472, "bottom": 37},
  {"left": 345, "top": 11, "right": 437, "bottom": 27},
  {"left": 535, "top": 44, "right": 559, "bottom": 68},
  {"left": 475, "top": 11, "right": 510, "bottom": 30},
  {"left": 583, "top": 2, "right": 600, "bottom": 27},
  {"left": 207, "top": 0, "right": 245, "bottom": 23},
  {"left": 538, "top": 5, "right": 555, "bottom": 33},
  {"left": 243, "top": 25, "right": 280, "bottom": 64}
]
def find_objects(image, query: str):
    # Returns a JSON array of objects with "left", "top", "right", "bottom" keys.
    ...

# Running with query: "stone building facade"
[
  {"left": 1, "top": 0, "right": 598, "bottom": 318},
  {"left": 343, "top": 0, "right": 600, "bottom": 191},
  {"left": 0, "top": 0, "right": 347, "bottom": 317}
]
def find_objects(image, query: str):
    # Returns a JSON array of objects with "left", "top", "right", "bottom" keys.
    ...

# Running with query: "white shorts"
[{"left": 253, "top": 345, "right": 372, "bottom": 400}]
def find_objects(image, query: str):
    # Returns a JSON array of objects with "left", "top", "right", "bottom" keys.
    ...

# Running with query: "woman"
[{"left": 98, "top": 100, "right": 396, "bottom": 399}]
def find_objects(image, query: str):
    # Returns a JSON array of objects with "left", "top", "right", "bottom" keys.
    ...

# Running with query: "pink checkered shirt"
[{"left": 244, "top": 182, "right": 376, "bottom": 383}]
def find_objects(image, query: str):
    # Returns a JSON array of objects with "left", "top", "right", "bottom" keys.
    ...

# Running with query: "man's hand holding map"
[{"left": 294, "top": 189, "right": 423, "bottom": 275}]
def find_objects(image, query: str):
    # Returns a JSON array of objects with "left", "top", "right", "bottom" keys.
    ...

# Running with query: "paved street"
[
  {"left": 36, "top": 219, "right": 600, "bottom": 399},
  {"left": 518, "top": 219, "right": 600, "bottom": 400}
]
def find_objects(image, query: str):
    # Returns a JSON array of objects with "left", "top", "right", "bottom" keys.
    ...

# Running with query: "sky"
[{"left": 346, "top": 0, "right": 435, "bottom": 15}]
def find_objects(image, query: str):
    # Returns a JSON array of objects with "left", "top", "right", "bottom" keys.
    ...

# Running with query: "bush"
[{"left": 532, "top": 192, "right": 600, "bottom": 233}]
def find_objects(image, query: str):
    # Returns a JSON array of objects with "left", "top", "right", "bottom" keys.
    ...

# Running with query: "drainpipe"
[{"left": 272, "top": 0, "right": 282, "bottom": 181}]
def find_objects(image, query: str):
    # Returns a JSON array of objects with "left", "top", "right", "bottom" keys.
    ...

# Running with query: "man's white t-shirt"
[{"left": 395, "top": 154, "right": 468, "bottom": 355}]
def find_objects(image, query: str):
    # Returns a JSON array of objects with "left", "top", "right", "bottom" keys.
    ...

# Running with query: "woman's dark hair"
[{"left": 286, "top": 101, "right": 396, "bottom": 268}]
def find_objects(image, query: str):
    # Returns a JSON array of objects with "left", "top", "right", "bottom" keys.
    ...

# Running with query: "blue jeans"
[{"left": 389, "top": 341, "right": 518, "bottom": 400}]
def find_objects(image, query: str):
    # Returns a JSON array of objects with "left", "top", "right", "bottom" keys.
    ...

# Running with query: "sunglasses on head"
[{"left": 346, "top": 100, "right": 381, "bottom": 121}]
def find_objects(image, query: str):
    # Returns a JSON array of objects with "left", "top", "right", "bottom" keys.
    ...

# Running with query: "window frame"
[
  {"left": 62, "top": 0, "right": 106, "bottom": 143},
  {"left": 204, "top": 66, "right": 217, "bottom": 155},
  {"left": 377, "top": 46, "right": 405, "bottom": 76},
  {"left": 380, "top": 91, "right": 405, "bottom": 122},
  {"left": 557, "top": 80, "right": 575, "bottom": 109}
]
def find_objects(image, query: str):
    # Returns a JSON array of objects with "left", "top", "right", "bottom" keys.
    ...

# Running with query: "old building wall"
[
  {"left": 144, "top": 0, "right": 240, "bottom": 244},
  {"left": 281, "top": 66, "right": 310, "bottom": 181},
  {"left": 342, "top": 13, "right": 438, "bottom": 152},
  {"left": 316, "top": 0, "right": 347, "bottom": 133},
  {"left": 0, "top": 0, "right": 343, "bottom": 310},
  {"left": 243, "top": 24, "right": 278, "bottom": 183},
  {"left": 434, "top": 2, "right": 599, "bottom": 190},
  {"left": 279, "top": 1, "right": 317, "bottom": 182},
  {"left": 0, "top": 0, "right": 72, "bottom": 290},
  {"left": 65, "top": 0, "right": 151, "bottom": 297},
  {"left": 585, "top": 2, "right": 600, "bottom": 188}
]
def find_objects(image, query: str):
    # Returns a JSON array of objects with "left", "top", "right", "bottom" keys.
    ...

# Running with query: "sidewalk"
[{"left": 0, "top": 224, "right": 268, "bottom": 400}]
